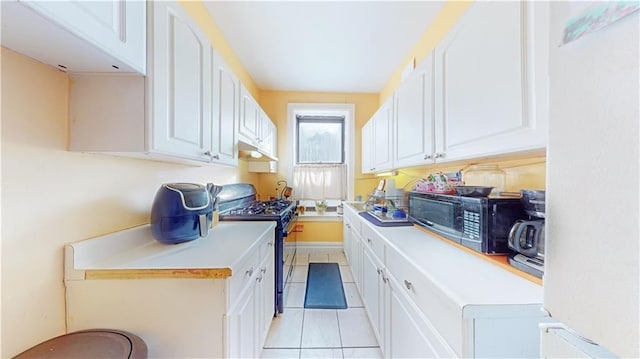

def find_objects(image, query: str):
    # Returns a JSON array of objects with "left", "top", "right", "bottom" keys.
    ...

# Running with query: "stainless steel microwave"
[{"left": 407, "top": 191, "right": 526, "bottom": 254}]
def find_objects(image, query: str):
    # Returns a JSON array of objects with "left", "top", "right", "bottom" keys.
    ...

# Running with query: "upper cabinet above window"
[{"left": 1, "top": 0, "right": 146, "bottom": 74}]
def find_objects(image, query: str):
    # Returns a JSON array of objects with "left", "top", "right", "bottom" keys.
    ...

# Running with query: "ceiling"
[{"left": 203, "top": 1, "right": 445, "bottom": 94}]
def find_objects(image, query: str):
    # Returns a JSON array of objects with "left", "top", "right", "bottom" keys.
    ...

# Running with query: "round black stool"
[{"left": 13, "top": 329, "right": 147, "bottom": 359}]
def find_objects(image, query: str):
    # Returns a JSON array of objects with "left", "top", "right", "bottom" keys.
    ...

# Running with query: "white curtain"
[{"left": 292, "top": 164, "right": 347, "bottom": 200}]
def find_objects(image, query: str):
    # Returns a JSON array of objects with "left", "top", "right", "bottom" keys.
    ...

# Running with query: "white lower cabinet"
[
  {"left": 386, "top": 272, "right": 454, "bottom": 358},
  {"left": 65, "top": 230, "right": 275, "bottom": 358},
  {"left": 227, "top": 248, "right": 274, "bottom": 358},
  {"left": 343, "top": 203, "right": 546, "bottom": 358}
]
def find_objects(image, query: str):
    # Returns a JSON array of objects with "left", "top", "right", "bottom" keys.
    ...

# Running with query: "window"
[
  {"left": 296, "top": 115, "right": 345, "bottom": 164},
  {"left": 287, "top": 103, "right": 355, "bottom": 207}
]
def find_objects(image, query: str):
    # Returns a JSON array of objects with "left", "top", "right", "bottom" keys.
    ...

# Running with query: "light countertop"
[
  {"left": 65, "top": 222, "right": 276, "bottom": 276},
  {"left": 345, "top": 202, "right": 543, "bottom": 309}
]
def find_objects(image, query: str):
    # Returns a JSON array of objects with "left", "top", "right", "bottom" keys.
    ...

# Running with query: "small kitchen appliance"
[
  {"left": 408, "top": 191, "right": 526, "bottom": 254},
  {"left": 508, "top": 190, "right": 545, "bottom": 278},
  {"left": 150, "top": 183, "right": 215, "bottom": 244},
  {"left": 217, "top": 183, "right": 298, "bottom": 315}
]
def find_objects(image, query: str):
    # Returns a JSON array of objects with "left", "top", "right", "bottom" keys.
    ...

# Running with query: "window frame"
[{"left": 287, "top": 103, "right": 355, "bottom": 205}]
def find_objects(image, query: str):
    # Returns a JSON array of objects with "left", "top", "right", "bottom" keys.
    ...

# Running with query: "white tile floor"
[{"left": 261, "top": 251, "right": 383, "bottom": 359}]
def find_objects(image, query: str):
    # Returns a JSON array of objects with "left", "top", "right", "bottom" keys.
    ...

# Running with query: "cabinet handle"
[
  {"left": 382, "top": 275, "right": 388, "bottom": 284},
  {"left": 260, "top": 267, "right": 267, "bottom": 274},
  {"left": 367, "top": 238, "right": 372, "bottom": 244},
  {"left": 257, "top": 275, "right": 263, "bottom": 283},
  {"left": 404, "top": 280, "right": 413, "bottom": 290},
  {"left": 204, "top": 150, "right": 212, "bottom": 156},
  {"left": 346, "top": 223, "right": 351, "bottom": 229},
  {"left": 267, "top": 241, "right": 274, "bottom": 247},
  {"left": 211, "top": 154, "right": 220, "bottom": 160},
  {"left": 423, "top": 154, "right": 432, "bottom": 160},
  {"left": 245, "top": 267, "right": 254, "bottom": 276},
  {"left": 376, "top": 268, "right": 382, "bottom": 275},
  {"left": 434, "top": 153, "right": 444, "bottom": 159}
]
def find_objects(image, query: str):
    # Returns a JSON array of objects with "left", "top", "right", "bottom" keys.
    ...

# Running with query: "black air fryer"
[{"left": 150, "top": 183, "right": 213, "bottom": 244}]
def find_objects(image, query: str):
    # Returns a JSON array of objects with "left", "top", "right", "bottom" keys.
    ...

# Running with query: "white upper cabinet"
[
  {"left": 239, "top": 86, "right": 261, "bottom": 146},
  {"left": 434, "top": 1, "right": 549, "bottom": 161},
  {"left": 238, "top": 85, "right": 278, "bottom": 159},
  {"left": 362, "top": 97, "right": 394, "bottom": 174},
  {"left": 259, "top": 111, "right": 277, "bottom": 158},
  {"left": 211, "top": 51, "right": 240, "bottom": 166},
  {"left": 394, "top": 55, "right": 436, "bottom": 168},
  {"left": 150, "top": 1, "right": 212, "bottom": 161},
  {"left": 69, "top": 1, "right": 240, "bottom": 167},
  {"left": 2, "top": 0, "right": 145, "bottom": 73}
]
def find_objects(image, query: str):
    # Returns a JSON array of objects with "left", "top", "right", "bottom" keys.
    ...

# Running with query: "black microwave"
[{"left": 407, "top": 191, "right": 526, "bottom": 254}]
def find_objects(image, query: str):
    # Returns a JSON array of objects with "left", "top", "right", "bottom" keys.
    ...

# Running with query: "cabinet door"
[
  {"left": 362, "top": 247, "right": 384, "bottom": 344},
  {"left": 372, "top": 99, "right": 394, "bottom": 171},
  {"left": 150, "top": 1, "right": 212, "bottom": 161},
  {"left": 21, "top": 0, "right": 146, "bottom": 73},
  {"left": 256, "top": 250, "right": 275, "bottom": 346},
  {"left": 211, "top": 51, "right": 239, "bottom": 166},
  {"left": 387, "top": 277, "right": 440, "bottom": 358},
  {"left": 361, "top": 120, "right": 374, "bottom": 173},
  {"left": 434, "top": 1, "right": 548, "bottom": 161},
  {"left": 239, "top": 86, "right": 260, "bottom": 144},
  {"left": 260, "top": 113, "right": 277, "bottom": 158},
  {"left": 395, "top": 56, "right": 436, "bottom": 167},
  {"left": 227, "top": 285, "right": 257, "bottom": 359}
]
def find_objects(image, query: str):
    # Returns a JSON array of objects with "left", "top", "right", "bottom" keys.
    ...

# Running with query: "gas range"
[{"left": 216, "top": 183, "right": 298, "bottom": 315}]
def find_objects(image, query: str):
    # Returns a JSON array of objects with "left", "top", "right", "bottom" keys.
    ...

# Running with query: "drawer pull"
[
  {"left": 245, "top": 267, "right": 254, "bottom": 277},
  {"left": 367, "top": 238, "right": 372, "bottom": 244},
  {"left": 257, "top": 275, "right": 263, "bottom": 283},
  {"left": 382, "top": 275, "right": 388, "bottom": 284},
  {"left": 404, "top": 280, "right": 413, "bottom": 290},
  {"left": 376, "top": 268, "right": 382, "bottom": 275},
  {"left": 260, "top": 267, "right": 267, "bottom": 274}
]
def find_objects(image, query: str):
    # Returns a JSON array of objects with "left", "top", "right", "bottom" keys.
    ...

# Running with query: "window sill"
[{"left": 298, "top": 212, "right": 343, "bottom": 222}]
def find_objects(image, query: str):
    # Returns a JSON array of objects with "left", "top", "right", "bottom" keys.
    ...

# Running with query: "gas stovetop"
[{"left": 224, "top": 199, "right": 295, "bottom": 216}]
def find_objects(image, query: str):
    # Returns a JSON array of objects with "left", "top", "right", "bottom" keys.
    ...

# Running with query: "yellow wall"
[
  {"left": 256, "top": 90, "right": 380, "bottom": 200},
  {"left": 379, "top": 1, "right": 473, "bottom": 103},
  {"left": 0, "top": 48, "right": 258, "bottom": 357},
  {"left": 296, "top": 222, "right": 343, "bottom": 242}
]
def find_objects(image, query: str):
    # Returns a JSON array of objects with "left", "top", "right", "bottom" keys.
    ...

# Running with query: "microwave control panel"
[{"left": 463, "top": 210, "right": 481, "bottom": 239}]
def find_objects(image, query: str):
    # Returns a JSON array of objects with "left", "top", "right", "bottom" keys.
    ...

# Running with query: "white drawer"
[
  {"left": 386, "top": 246, "right": 463, "bottom": 356},
  {"left": 228, "top": 246, "right": 260, "bottom": 305},
  {"left": 361, "top": 225, "right": 385, "bottom": 264}
]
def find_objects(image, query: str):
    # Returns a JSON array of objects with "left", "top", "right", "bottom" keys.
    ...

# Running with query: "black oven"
[{"left": 408, "top": 191, "right": 526, "bottom": 254}]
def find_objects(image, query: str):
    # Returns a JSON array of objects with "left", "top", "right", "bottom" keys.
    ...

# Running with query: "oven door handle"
[{"left": 284, "top": 216, "right": 298, "bottom": 236}]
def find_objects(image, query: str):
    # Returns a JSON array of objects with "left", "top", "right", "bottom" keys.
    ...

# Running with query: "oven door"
[
  {"left": 282, "top": 215, "right": 298, "bottom": 292},
  {"left": 408, "top": 193, "right": 464, "bottom": 243}
]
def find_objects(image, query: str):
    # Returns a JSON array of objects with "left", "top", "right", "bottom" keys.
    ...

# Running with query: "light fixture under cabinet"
[{"left": 374, "top": 170, "right": 398, "bottom": 177}]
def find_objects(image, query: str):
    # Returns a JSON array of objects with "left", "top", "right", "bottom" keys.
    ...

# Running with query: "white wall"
[
  {"left": 0, "top": 48, "right": 257, "bottom": 357},
  {"left": 544, "top": 3, "right": 639, "bottom": 358}
]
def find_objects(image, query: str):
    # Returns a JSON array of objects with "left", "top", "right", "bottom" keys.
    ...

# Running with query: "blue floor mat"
[{"left": 304, "top": 263, "right": 348, "bottom": 309}]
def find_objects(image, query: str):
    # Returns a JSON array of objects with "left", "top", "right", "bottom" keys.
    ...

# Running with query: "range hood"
[{"left": 238, "top": 139, "right": 279, "bottom": 161}]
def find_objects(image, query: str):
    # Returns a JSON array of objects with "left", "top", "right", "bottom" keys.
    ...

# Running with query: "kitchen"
[{"left": 1, "top": 1, "right": 638, "bottom": 358}]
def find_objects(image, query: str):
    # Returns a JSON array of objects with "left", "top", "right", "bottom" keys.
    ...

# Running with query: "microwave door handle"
[{"left": 412, "top": 217, "right": 435, "bottom": 227}]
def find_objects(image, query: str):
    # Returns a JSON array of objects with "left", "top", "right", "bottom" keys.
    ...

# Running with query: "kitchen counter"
[
  {"left": 65, "top": 221, "right": 276, "bottom": 279},
  {"left": 345, "top": 202, "right": 542, "bottom": 307}
]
